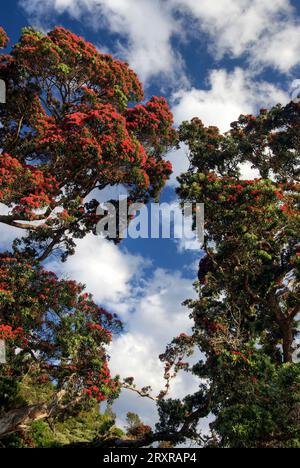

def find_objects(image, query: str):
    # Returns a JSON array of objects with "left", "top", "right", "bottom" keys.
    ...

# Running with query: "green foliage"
[
  {"left": 157, "top": 101, "right": 300, "bottom": 448},
  {"left": 211, "top": 358, "right": 300, "bottom": 448},
  {"left": 0, "top": 396, "right": 125, "bottom": 448},
  {"left": 29, "top": 406, "right": 124, "bottom": 448}
]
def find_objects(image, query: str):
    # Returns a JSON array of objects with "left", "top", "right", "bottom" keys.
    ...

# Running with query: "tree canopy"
[
  {"left": 0, "top": 26, "right": 175, "bottom": 261},
  {"left": 0, "top": 24, "right": 299, "bottom": 449},
  {"left": 0, "top": 26, "right": 176, "bottom": 447},
  {"left": 168, "top": 102, "right": 300, "bottom": 448}
]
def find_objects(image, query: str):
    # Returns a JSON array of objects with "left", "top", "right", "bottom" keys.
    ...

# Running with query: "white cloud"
[
  {"left": 109, "top": 268, "right": 199, "bottom": 427},
  {"left": 47, "top": 235, "right": 197, "bottom": 424},
  {"left": 255, "top": 23, "right": 300, "bottom": 73},
  {"left": 167, "top": 144, "right": 190, "bottom": 188},
  {"left": 20, "top": 0, "right": 300, "bottom": 82},
  {"left": 239, "top": 162, "right": 260, "bottom": 180},
  {"left": 20, "top": 0, "right": 185, "bottom": 85},
  {"left": 98, "top": 0, "right": 184, "bottom": 85},
  {"left": 126, "top": 268, "right": 193, "bottom": 341},
  {"left": 46, "top": 233, "right": 199, "bottom": 427},
  {"left": 0, "top": 204, "right": 25, "bottom": 251},
  {"left": 173, "top": 0, "right": 300, "bottom": 73},
  {"left": 172, "top": 68, "right": 288, "bottom": 132},
  {"left": 47, "top": 234, "right": 145, "bottom": 316}
]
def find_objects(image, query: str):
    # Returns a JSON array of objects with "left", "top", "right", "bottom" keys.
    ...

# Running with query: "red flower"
[{"left": 0, "top": 27, "right": 8, "bottom": 49}]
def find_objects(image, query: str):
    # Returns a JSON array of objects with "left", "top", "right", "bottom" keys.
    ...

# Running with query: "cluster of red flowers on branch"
[
  {"left": 0, "top": 324, "right": 24, "bottom": 341},
  {"left": 86, "top": 322, "right": 113, "bottom": 342},
  {"left": 12, "top": 27, "right": 144, "bottom": 103},
  {"left": 126, "top": 96, "right": 177, "bottom": 146},
  {"left": 0, "top": 27, "right": 8, "bottom": 49},
  {"left": 0, "top": 254, "right": 121, "bottom": 404},
  {"left": 181, "top": 173, "right": 298, "bottom": 225},
  {"left": 0, "top": 153, "right": 58, "bottom": 219},
  {"left": 35, "top": 103, "right": 152, "bottom": 188},
  {"left": 83, "top": 363, "right": 120, "bottom": 402},
  {"left": 0, "top": 26, "right": 176, "bottom": 258}
]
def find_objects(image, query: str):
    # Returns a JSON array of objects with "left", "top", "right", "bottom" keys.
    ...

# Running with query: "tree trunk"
[
  {"left": 282, "top": 323, "right": 294, "bottom": 363},
  {"left": 0, "top": 403, "right": 51, "bottom": 438},
  {"left": 0, "top": 390, "right": 68, "bottom": 438},
  {"left": 269, "top": 293, "right": 294, "bottom": 363}
]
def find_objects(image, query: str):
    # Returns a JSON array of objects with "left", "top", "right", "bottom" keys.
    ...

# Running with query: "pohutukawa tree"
[
  {"left": 64, "top": 103, "right": 300, "bottom": 449},
  {"left": 0, "top": 26, "right": 177, "bottom": 447},
  {"left": 159, "top": 102, "right": 299, "bottom": 448},
  {"left": 0, "top": 26, "right": 176, "bottom": 261},
  {"left": 0, "top": 253, "right": 121, "bottom": 440},
  {"left": 2, "top": 24, "right": 299, "bottom": 450},
  {"left": 0, "top": 28, "right": 8, "bottom": 49}
]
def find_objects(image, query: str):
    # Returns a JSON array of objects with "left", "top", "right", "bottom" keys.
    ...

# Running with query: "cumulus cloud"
[
  {"left": 47, "top": 234, "right": 146, "bottom": 317},
  {"left": 20, "top": 0, "right": 300, "bottom": 83},
  {"left": 172, "top": 68, "right": 289, "bottom": 132},
  {"left": 20, "top": 0, "right": 185, "bottom": 85},
  {"left": 97, "top": 0, "right": 184, "bottom": 86},
  {"left": 173, "top": 0, "right": 300, "bottom": 73},
  {"left": 167, "top": 144, "right": 190, "bottom": 187},
  {"left": 109, "top": 268, "right": 198, "bottom": 427},
  {"left": 46, "top": 232, "right": 199, "bottom": 426}
]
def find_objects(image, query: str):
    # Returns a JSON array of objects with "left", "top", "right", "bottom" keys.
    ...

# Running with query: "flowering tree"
[
  {"left": 63, "top": 102, "right": 300, "bottom": 449},
  {"left": 0, "top": 26, "right": 175, "bottom": 261},
  {"left": 0, "top": 254, "right": 121, "bottom": 442},
  {"left": 0, "top": 26, "right": 177, "bottom": 447},
  {"left": 159, "top": 102, "right": 299, "bottom": 448},
  {"left": 0, "top": 28, "right": 8, "bottom": 49}
]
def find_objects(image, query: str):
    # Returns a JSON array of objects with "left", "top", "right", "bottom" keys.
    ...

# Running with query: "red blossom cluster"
[
  {"left": 190, "top": 174, "right": 296, "bottom": 220},
  {"left": 33, "top": 95, "right": 175, "bottom": 196},
  {"left": 35, "top": 103, "right": 151, "bottom": 186},
  {"left": 126, "top": 96, "right": 176, "bottom": 142},
  {"left": 0, "top": 324, "right": 24, "bottom": 341},
  {"left": 86, "top": 322, "right": 112, "bottom": 343},
  {"left": 0, "top": 254, "right": 121, "bottom": 403},
  {"left": 0, "top": 27, "right": 8, "bottom": 49},
  {"left": 0, "top": 26, "right": 176, "bottom": 254},
  {"left": 83, "top": 363, "right": 120, "bottom": 402},
  {"left": 0, "top": 153, "right": 58, "bottom": 219},
  {"left": 12, "top": 27, "right": 144, "bottom": 103}
]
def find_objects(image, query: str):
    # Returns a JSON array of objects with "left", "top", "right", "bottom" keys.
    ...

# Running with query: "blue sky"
[{"left": 1, "top": 0, "right": 300, "bottom": 429}]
